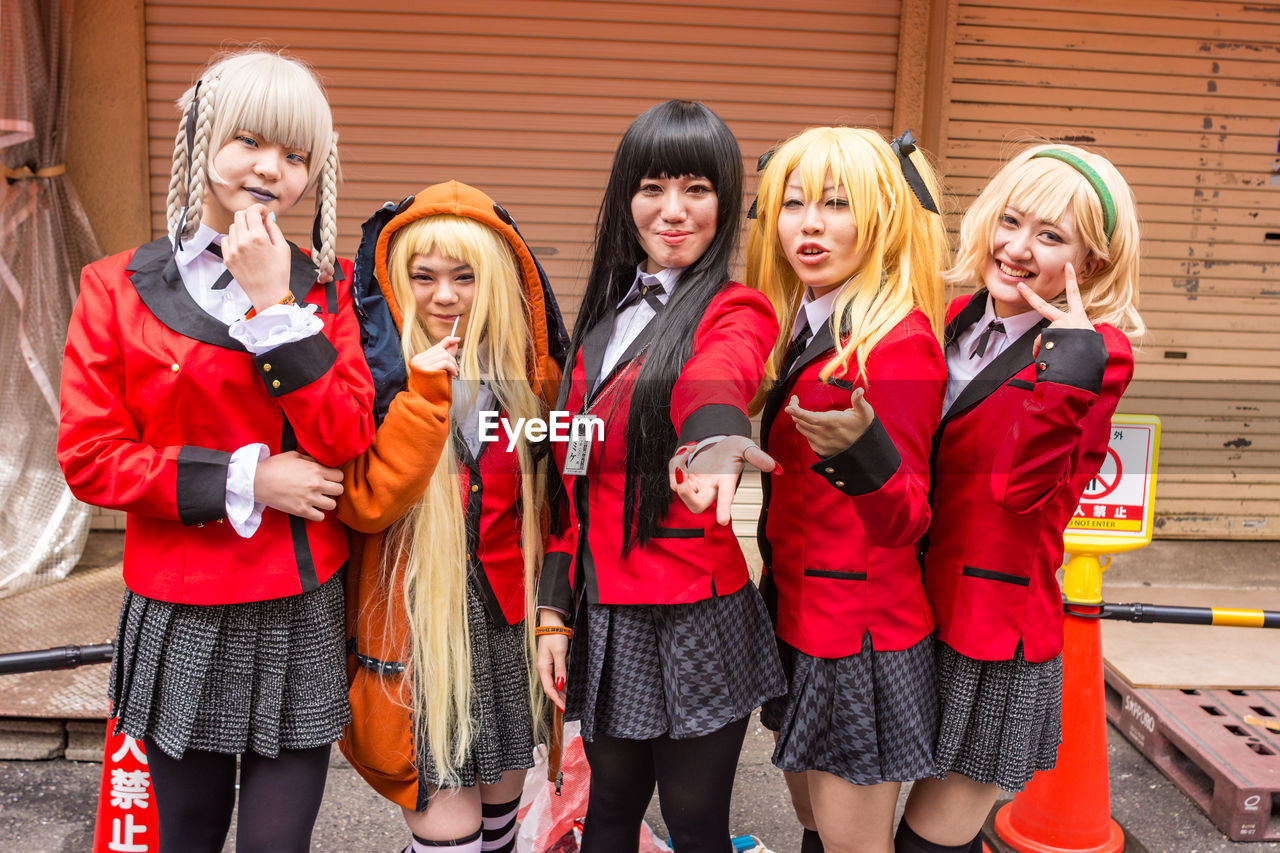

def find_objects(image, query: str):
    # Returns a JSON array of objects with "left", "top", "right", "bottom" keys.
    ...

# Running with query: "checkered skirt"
[
  {"left": 414, "top": 579, "right": 535, "bottom": 799},
  {"left": 565, "top": 581, "right": 786, "bottom": 742},
  {"left": 760, "top": 632, "right": 939, "bottom": 785},
  {"left": 932, "top": 641, "right": 1063, "bottom": 792},
  {"left": 108, "top": 572, "right": 349, "bottom": 760}
]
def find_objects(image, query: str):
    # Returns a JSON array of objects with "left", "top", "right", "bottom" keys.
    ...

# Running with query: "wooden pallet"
[{"left": 1104, "top": 663, "right": 1280, "bottom": 842}]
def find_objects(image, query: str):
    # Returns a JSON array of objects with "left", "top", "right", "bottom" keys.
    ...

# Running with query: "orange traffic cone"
[
  {"left": 92, "top": 719, "right": 159, "bottom": 853},
  {"left": 993, "top": 553, "right": 1124, "bottom": 853}
]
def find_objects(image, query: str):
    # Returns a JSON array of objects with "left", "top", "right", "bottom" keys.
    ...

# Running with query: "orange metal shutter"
[
  {"left": 934, "top": 0, "right": 1280, "bottom": 539},
  {"left": 142, "top": 0, "right": 904, "bottom": 541},
  {"left": 143, "top": 0, "right": 902, "bottom": 320}
]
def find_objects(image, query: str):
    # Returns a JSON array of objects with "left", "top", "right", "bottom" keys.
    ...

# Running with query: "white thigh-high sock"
[
  {"left": 480, "top": 795, "right": 521, "bottom": 853},
  {"left": 407, "top": 827, "right": 482, "bottom": 853}
]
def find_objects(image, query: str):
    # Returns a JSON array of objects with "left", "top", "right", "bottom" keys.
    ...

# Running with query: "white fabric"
[
  {"left": 943, "top": 294, "right": 1041, "bottom": 414},
  {"left": 454, "top": 346, "right": 496, "bottom": 458},
  {"left": 794, "top": 286, "right": 841, "bottom": 341},
  {"left": 597, "top": 265, "right": 682, "bottom": 385},
  {"left": 173, "top": 223, "right": 323, "bottom": 536}
]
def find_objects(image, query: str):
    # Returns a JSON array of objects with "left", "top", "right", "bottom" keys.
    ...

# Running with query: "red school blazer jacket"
[
  {"left": 58, "top": 237, "right": 376, "bottom": 605},
  {"left": 758, "top": 309, "right": 946, "bottom": 659},
  {"left": 538, "top": 283, "right": 778, "bottom": 612},
  {"left": 922, "top": 292, "right": 1134, "bottom": 663}
]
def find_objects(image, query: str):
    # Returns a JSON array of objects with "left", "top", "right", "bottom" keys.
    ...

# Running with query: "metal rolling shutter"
[
  {"left": 936, "top": 0, "right": 1280, "bottom": 538},
  {"left": 142, "top": 0, "right": 904, "bottom": 541}
]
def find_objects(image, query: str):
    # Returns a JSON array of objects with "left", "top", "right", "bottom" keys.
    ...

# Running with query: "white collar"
[
  {"left": 617, "top": 265, "right": 684, "bottom": 308},
  {"left": 172, "top": 223, "right": 221, "bottom": 268},
  {"left": 793, "top": 287, "right": 841, "bottom": 340},
  {"left": 969, "top": 293, "right": 1041, "bottom": 356}
]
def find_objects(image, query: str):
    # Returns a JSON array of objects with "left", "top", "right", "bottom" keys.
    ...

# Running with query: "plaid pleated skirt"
[
  {"left": 108, "top": 572, "right": 349, "bottom": 760},
  {"left": 565, "top": 581, "right": 786, "bottom": 742},
  {"left": 415, "top": 580, "right": 535, "bottom": 798},
  {"left": 932, "top": 640, "right": 1063, "bottom": 792},
  {"left": 761, "top": 632, "right": 939, "bottom": 785}
]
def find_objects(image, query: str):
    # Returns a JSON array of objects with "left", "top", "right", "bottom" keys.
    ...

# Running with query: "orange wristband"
[
  {"left": 535, "top": 625, "right": 573, "bottom": 639},
  {"left": 245, "top": 290, "right": 295, "bottom": 321}
]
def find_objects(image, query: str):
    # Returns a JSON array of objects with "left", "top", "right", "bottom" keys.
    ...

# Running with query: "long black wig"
[{"left": 570, "top": 99, "right": 744, "bottom": 550}]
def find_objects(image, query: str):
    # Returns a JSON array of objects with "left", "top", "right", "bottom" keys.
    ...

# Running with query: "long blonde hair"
[
  {"left": 948, "top": 143, "right": 1145, "bottom": 338},
  {"left": 747, "top": 127, "right": 948, "bottom": 386},
  {"left": 385, "top": 215, "right": 548, "bottom": 787},
  {"left": 165, "top": 49, "right": 339, "bottom": 279}
]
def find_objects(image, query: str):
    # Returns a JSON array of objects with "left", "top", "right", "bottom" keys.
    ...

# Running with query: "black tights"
[
  {"left": 580, "top": 715, "right": 749, "bottom": 853},
  {"left": 143, "top": 737, "right": 331, "bottom": 853}
]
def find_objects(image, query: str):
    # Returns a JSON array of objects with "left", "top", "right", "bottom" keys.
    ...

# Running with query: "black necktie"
[
  {"left": 782, "top": 319, "right": 813, "bottom": 375},
  {"left": 203, "top": 242, "right": 234, "bottom": 291},
  {"left": 619, "top": 280, "right": 666, "bottom": 312},
  {"left": 971, "top": 319, "right": 1004, "bottom": 358}
]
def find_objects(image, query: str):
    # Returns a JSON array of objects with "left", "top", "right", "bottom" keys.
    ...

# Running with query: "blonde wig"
[
  {"left": 948, "top": 143, "right": 1145, "bottom": 338},
  {"left": 385, "top": 215, "right": 548, "bottom": 788},
  {"left": 165, "top": 50, "right": 340, "bottom": 280},
  {"left": 747, "top": 126, "right": 949, "bottom": 385}
]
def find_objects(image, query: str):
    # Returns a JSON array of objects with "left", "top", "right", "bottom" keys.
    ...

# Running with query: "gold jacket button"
[
  {"left": 170, "top": 363, "right": 179, "bottom": 372},
  {"left": 272, "top": 380, "right": 281, "bottom": 389},
  {"left": 1038, "top": 362, "right": 1048, "bottom": 371},
  {"left": 1044, "top": 341, "right": 1055, "bottom": 350},
  {"left": 835, "top": 480, "right": 846, "bottom": 488},
  {"left": 471, "top": 484, "right": 480, "bottom": 493},
  {"left": 824, "top": 466, "right": 835, "bottom": 474},
  {"left": 263, "top": 363, "right": 272, "bottom": 372},
  {"left": 196, "top": 522, "right": 205, "bottom": 528}
]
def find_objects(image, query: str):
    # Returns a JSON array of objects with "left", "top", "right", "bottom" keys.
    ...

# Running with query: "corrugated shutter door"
[
  {"left": 142, "top": 0, "right": 903, "bottom": 541},
  {"left": 938, "top": 0, "right": 1280, "bottom": 539}
]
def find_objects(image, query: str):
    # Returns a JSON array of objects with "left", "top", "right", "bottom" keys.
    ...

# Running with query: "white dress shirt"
[
  {"left": 597, "top": 265, "right": 683, "bottom": 386},
  {"left": 173, "top": 224, "right": 324, "bottom": 537},
  {"left": 943, "top": 294, "right": 1042, "bottom": 415}
]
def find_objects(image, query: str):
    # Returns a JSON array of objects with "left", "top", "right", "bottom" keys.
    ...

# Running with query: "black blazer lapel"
[
  {"left": 127, "top": 237, "right": 247, "bottom": 351},
  {"left": 581, "top": 307, "right": 615, "bottom": 402},
  {"left": 127, "top": 238, "right": 328, "bottom": 350},
  {"left": 761, "top": 322, "right": 835, "bottom": 449},
  {"left": 943, "top": 291, "right": 989, "bottom": 351},
  {"left": 944, "top": 316, "right": 1049, "bottom": 422}
]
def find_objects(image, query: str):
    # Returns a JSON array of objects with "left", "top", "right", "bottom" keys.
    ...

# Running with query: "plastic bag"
[{"left": 517, "top": 721, "right": 671, "bottom": 852}]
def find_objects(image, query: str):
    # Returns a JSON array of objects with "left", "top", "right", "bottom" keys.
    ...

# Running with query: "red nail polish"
[
  {"left": 772, "top": 463, "right": 784, "bottom": 476},
  {"left": 555, "top": 676, "right": 565, "bottom": 692},
  {"left": 674, "top": 468, "right": 684, "bottom": 484}
]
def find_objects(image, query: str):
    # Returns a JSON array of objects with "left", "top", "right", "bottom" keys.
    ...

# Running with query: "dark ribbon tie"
[
  {"left": 971, "top": 319, "right": 1005, "bottom": 359},
  {"left": 202, "top": 242, "right": 234, "bottom": 291}
]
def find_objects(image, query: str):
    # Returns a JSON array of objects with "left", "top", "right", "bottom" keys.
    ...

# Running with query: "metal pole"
[{"left": 0, "top": 642, "right": 114, "bottom": 675}]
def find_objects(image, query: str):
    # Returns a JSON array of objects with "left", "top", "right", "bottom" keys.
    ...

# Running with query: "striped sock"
[
  {"left": 409, "top": 828, "right": 482, "bottom": 853},
  {"left": 480, "top": 795, "right": 521, "bottom": 853}
]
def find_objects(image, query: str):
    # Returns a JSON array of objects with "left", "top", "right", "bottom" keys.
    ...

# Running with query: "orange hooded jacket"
[{"left": 335, "top": 181, "right": 562, "bottom": 808}]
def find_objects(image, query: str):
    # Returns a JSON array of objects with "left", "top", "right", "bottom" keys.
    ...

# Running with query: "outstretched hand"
[
  {"left": 1018, "top": 262, "right": 1095, "bottom": 359},
  {"left": 785, "top": 387, "right": 874, "bottom": 460},
  {"left": 669, "top": 434, "right": 779, "bottom": 526}
]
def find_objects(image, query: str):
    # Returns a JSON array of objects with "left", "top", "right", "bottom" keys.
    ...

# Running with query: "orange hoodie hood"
[{"left": 367, "top": 180, "right": 565, "bottom": 404}]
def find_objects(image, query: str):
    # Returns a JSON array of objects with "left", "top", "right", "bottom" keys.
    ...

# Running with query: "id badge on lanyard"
[{"left": 561, "top": 414, "right": 595, "bottom": 477}]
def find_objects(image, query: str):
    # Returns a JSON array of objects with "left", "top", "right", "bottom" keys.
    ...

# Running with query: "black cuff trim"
[
  {"left": 809, "top": 416, "right": 901, "bottom": 496},
  {"left": 1034, "top": 328, "right": 1108, "bottom": 394},
  {"left": 537, "top": 551, "right": 574, "bottom": 616},
  {"left": 803, "top": 569, "right": 867, "bottom": 580},
  {"left": 176, "top": 446, "right": 231, "bottom": 525},
  {"left": 678, "top": 403, "right": 750, "bottom": 444},
  {"left": 254, "top": 332, "right": 338, "bottom": 398}
]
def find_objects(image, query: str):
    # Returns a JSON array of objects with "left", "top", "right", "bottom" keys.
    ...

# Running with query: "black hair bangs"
[{"left": 616, "top": 100, "right": 743, "bottom": 209}]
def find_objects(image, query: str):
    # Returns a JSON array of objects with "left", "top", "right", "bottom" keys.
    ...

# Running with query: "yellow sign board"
[{"left": 1063, "top": 414, "right": 1161, "bottom": 555}]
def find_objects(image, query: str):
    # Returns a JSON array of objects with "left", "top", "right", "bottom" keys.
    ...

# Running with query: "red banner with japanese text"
[{"left": 92, "top": 720, "right": 158, "bottom": 853}]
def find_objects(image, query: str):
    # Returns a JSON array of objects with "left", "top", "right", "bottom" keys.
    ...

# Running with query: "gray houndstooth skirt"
[
  {"left": 565, "top": 580, "right": 785, "bottom": 742},
  {"left": 932, "top": 640, "right": 1063, "bottom": 792},
  {"left": 415, "top": 579, "right": 535, "bottom": 800},
  {"left": 108, "top": 572, "right": 349, "bottom": 760},
  {"left": 761, "top": 632, "right": 938, "bottom": 785}
]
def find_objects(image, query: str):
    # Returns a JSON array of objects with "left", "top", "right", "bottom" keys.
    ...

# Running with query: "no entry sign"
[{"left": 1064, "top": 414, "right": 1161, "bottom": 552}]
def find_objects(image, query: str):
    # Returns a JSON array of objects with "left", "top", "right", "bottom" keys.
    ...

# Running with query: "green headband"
[{"left": 1030, "top": 149, "right": 1116, "bottom": 242}]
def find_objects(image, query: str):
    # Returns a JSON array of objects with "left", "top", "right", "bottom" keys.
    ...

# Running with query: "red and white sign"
[
  {"left": 92, "top": 721, "right": 158, "bottom": 853},
  {"left": 1065, "top": 415, "right": 1160, "bottom": 547}
]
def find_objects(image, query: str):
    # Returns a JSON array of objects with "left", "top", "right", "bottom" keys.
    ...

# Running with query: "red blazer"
[
  {"left": 538, "top": 283, "right": 777, "bottom": 610},
  {"left": 759, "top": 309, "right": 945, "bottom": 658},
  {"left": 461, "top": 417, "right": 528, "bottom": 625},
  {"left": 58, "top": 238, "right": 376, "bottom": 605},
  {"left": 923, "top": 292, "right": 1134, "bottom": 662}
]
